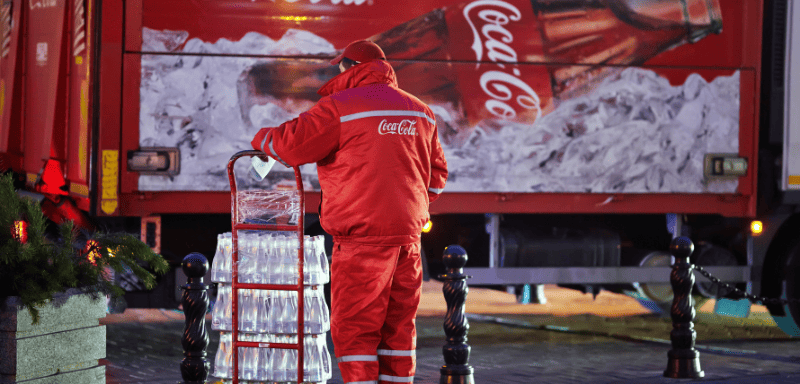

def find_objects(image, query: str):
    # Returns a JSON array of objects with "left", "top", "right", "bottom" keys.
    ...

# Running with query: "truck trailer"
[{"left": 2, "top": 0, "right": 800, "bottom": 335}]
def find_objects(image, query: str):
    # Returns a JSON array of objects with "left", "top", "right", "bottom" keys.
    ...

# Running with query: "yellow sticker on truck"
[
  {"left": 0, "top": 79, "right": 5, "bottom": 117},
  {"left": 79, "top": 80, "right": 88, "bottom": 180},
  {"left": 101, "top": 150, "right": 118, "bottom": 214}
]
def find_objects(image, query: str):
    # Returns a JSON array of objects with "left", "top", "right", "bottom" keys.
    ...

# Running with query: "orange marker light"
[
  {"left": 751, "top": 220, "right": 763, "bottom": 236},
  {"left": 422, "top": 220, "right": 433, "bottom": 233}
]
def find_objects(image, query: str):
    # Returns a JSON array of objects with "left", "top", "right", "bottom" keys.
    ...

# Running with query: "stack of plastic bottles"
[{"left": 210, "top": 231, "right": 332, "bottom": 384}]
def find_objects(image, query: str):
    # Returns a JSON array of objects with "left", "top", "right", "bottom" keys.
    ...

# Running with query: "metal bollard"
[
  {"left": 664, "top": 237, "right": 704, "bottom": 379},
  {"left": 180, "top": 253, "right": 211, "bottom": 384},
  {"left": 439, "top": 245, "right": 475, "bottom": 384}
]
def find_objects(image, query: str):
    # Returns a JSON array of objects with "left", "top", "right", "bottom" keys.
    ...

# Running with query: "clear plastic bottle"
[
  {"left": 246, "top": 289, "right": 258, "bottom": 333},
  {"left": 267, "top": 290, "right": 285, "bottom": 334},
  {"left": 283, "top": 237, "right": 299, "bottom": 285},
  {"left": 255, "top": 289, "right": 270, "bottom": 333},
  {"left": 220, "top": 233, "right": 232, "bottom": 283},
  {"left": 248, "top": 232, "right": 260, "bottom": 283},
  {"left": 222, "top": 285, "right": 233, "bottom": 331},
  {"left": 304, "top": 287, "right": 324, "bottom": 334},
  {"left": 269, "top": 339, "right": 288, "bottom": 382},
  {"left": 304, "top": 235, "right": 321, "bottom": 285},
  {"left": 242, "top": 340, "right": 258, "bottom": 380},
  {"left": 286, "top": 343, "right": 299, "bottom": 382},
  {"left": 225, "top": 332, "right": 234, "bottom": 379},
  {"left": 239, "top": 289, "right": 256, "bottom": 332},
  {"left": 237, "top": 232, "right": 258, "bottom": 284},
  {"left": 211, "top": 284, "right": 228, "bottom": 331},
  {"left": 255, "top": 234, "right": 270, "bottom": 284},
  {"left": 321, "top": 333, "right": 333, "bottom": 382},
  {"left": 282, "top": 290, "right": 298, "bottom": 334},
  {"left": 315, "top": 235, "right": 330, "bottom": 284},
  {"left": 256, "top": 333, "right": 273, "bottom": 381},
  {"left": 237, "top": 345, "right": 246, "bottom": 380},
  {"left": 321, "top": 288, "right": 330, "bottom": 333},
  {"left": 268, "top": 237, "right": 285, "bottom": 285},
  {"left": 305, "top": 333, "right": 333, "bottom": 383},
  {"left": 213, "top": 332, "right": 231, "bottom": 379},
  {"left": 304, "top": 335, "right": 323, "bottom": 383},
  {"left": 236, "top": 288, "right": 245, "bottom": 331},
  {"left": 210, "top": 234, "right": 224, "bottom": 282}
]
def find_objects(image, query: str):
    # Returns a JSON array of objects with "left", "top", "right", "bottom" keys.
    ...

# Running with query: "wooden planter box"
[{"left": 0, "top": 289, "right": 106, "bottom": 384}]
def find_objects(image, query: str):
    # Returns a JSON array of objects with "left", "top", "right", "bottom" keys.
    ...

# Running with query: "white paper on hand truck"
[{"left": 249, "top": 155, "right": 276, "bottom": 181}]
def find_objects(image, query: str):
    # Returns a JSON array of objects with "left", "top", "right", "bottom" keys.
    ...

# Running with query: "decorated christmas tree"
[{"left": 0, "top": 173, "right": 169, "bottom": 323}]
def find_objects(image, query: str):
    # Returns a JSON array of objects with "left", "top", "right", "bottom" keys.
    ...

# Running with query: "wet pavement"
[{"left": 100, "top": 283, "right": 800, "bottom": 383}]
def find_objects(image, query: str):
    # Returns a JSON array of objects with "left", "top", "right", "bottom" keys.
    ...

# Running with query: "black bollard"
[
  {"left": 439, "top": 245, "right": 475, "bottom": 384},
  {"left": 664, "top": 237, "right": 704, "bottom": 379},
  {"left": 180, "top": 253, "right": 211, "bottom": 384}
]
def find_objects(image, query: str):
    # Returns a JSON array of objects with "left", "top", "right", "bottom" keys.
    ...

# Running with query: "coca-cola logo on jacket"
[
  {"left": 379, "top": 119, "right": 418, "bottom": 136},
  {"left": 464, "top": 0, "right": 542, "bottom": 121}
]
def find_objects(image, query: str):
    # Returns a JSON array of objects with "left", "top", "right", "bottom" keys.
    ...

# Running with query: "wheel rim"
[{"left": 637, "top": 251, "right": 674, "bottom": 304}]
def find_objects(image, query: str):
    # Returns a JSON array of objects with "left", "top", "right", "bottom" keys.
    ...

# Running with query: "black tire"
[
  {"left": 421, "top": 246, "right": 430, "bottom": 282},
  {"left": 769, "top": 240, "right": 800, "bottom": 336}
]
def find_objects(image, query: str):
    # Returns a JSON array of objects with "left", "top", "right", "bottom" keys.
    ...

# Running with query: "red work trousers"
[{"left": 331, "top": 240, "right": 422, "bottom": 384}]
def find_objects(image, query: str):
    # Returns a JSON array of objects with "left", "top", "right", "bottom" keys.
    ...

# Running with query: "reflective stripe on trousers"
[
  {"left": 379, "top": 374, "right": 415, "bottom": 383},
  {"left": 378, "top": 349, "right": 415, "bottom": 357},
  {"left": 339, "top": 355, "right": 379, "bottom": 363}
]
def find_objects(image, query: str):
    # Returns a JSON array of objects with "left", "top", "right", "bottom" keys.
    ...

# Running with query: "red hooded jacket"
[{"left": 251, "top": 60, "right": 448, "bottom": 245}]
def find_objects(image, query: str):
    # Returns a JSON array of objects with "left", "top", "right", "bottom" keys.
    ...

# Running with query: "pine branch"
[{"left": 0, "top": 173, "right": 169, "bottom": 324}]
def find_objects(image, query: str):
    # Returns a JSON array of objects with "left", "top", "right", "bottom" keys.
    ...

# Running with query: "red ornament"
[
  {"left": 85, "top": 239, "right": 101, "bottom": 265},
  {"left": 12, "top": 220, "right": 28, "bottom": 244}
]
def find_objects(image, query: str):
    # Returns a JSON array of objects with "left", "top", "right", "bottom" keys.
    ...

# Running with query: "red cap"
[{"left": 330, "top": 40, "right": 386, "bottom": 65}]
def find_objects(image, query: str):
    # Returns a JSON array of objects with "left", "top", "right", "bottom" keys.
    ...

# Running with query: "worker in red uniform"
[{"left": 251, "top": 40, "right": 448, "bottom": 384}]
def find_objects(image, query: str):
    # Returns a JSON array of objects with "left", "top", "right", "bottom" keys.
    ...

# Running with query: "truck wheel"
[
  {"left": 769, "top": 241, "right": 800, "bottom": 336},
  {"left": 630, "top": 250, "right": 708, "bottom": 316},
  {"left": 421, "top": 246, "right": 430, "bottom": 282},
  {"left": 693, "top": 242, "right": 739, "bottom": 299}
]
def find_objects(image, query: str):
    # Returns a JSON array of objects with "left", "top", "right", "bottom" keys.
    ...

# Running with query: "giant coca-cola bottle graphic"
[
  {"left": 234, "top": 0, "right": 722, "bottom": 146},
  {"left": 368, "top": 0, "right": 723, "bottom": 146},
  {"left": 238, "top": 61, "right": 340, "bottom": 130}
]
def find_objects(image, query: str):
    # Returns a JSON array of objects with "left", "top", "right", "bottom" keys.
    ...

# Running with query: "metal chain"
[{"left": 692, "top": 265, "right": 800, "bottom": 306}]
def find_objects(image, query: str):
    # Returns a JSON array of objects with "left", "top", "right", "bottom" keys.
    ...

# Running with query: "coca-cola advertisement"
[{"left": 137, "top": 0, "right": 740, "bottom": 194}]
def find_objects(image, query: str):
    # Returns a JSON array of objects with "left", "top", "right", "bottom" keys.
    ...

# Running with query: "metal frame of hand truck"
[{"left": 227, "top": 150, "right": 306, "bottom": 384}]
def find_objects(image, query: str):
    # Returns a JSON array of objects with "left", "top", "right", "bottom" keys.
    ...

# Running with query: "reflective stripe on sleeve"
[
  {"left": 338, "top": 354, "right": 379, "bottom": 363},
  {"left": 378, "top": 374, "right": 415, "bottom": 383},
  {"left": 428, "top": 187, "right": 444, "bottom": 194},
  {"left": 377, "top": 349, "right": 416, "bottom": 357},
  {"left": 340, "top": 110, "right": 436, "bottom": 126},
  {"left": 347, "top": 381, "right": 378, "bottom": 384},
  {"left": 268, "top": 138, "right": 290, "bottom": 168},
  {"left": 260, "top": 133, "right": 269, "bottom": 153}
]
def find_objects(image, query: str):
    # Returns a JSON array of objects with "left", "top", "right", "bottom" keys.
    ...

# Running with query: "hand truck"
[{"left": 227, "top": 150, "right": 306, "bottom": 384}]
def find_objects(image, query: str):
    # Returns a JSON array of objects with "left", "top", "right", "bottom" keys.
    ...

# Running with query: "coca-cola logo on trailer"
[
  {"left": 464, "top": 0, "right": 542, "bottom": 121},
  {"left": 378, "top": 119, "right": 418, "bottom": 136}
]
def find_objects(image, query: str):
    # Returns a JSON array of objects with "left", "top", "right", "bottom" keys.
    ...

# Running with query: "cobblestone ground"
[
  {"left": 100, "top": 283, "right": 800, "bottom": 383},
  {"left": 102, "top": 311, "right": 800, "bottom": 384}
]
